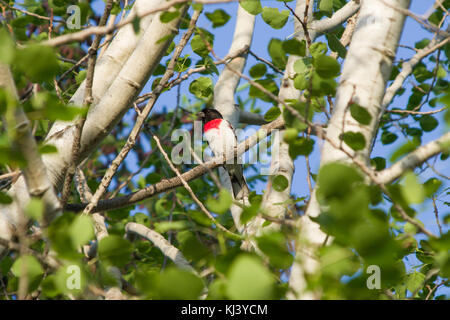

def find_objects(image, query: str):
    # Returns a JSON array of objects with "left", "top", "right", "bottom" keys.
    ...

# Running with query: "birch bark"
[{"left": 288, "top": 0, "right": 411, "bottom": 299}]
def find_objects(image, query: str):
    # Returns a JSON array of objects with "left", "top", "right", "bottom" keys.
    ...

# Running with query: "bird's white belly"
[{"left": 204, "top": 127, "right": 237, "bottom": 157}]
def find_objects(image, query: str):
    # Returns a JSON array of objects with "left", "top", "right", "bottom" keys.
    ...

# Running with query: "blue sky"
[{"left": 89, "top": 0, "right": 448, "bottom": 297}]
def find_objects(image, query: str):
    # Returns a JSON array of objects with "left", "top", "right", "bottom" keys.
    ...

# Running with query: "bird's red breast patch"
[{"left": 204, "top": 119, "right": 222, "bottom": 132}]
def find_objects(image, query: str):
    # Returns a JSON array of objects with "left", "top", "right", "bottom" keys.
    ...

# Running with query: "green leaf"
[
  {"left": 320, "top": 245, "right": 359, "bottom": 278},
  {"left": 240, "top": 0, "right": 263, "bottom": 15},
  {"left": 310, "top": 72, "right": 337, "bottom": 96},
  {"left": 405, "top": 271, "right": 425, "bottom": 294},
  {"left": 25, "top": 197, "right": 44, "bottom": 220},
  {"left": 370, "top": 157, "right": 386, "bottom": 171},
  {"left": 268, "top": 38, "right": 287, "bottom": 70},
  {"left": 424, "top": 178, "right": 442, "bottom": 196},
  {"left": 189, "top": 77, "right": 213, "bottom": 99},
  {"left": 415, "top": 39, "right": 430, "bottom": 49},
  {"left": 15, "top": 45, "right": 60, "bottom": 82},
  {"left": 0, "top": 28, "right": 15, "bottom": 64},
  {"left": 340, "top": 131, "right": 366, "bottom": 151},
  {"left": 249, "top": 192, "right": 263, "bottom": 206},
  {"left": 172, "top": 56, "right": 191, "bottom": 72},
  {"left": 401, "top": 171, "right": 425, "bottom": 205},
  {"left": 177, "top": 230, "right": 210, "bottom": 261},
  {"left": 11, "top": 255, "right": 44, "bottom": 292},
  {"left": 41, "top": 275, "right": 60, "bottom": 298},
  {"left": 261, "top": 7, "right": 289, "bottom": 29},
  {"left": 326, "top": 33, "right": 346, "bottom": 58},
  {"left": 44, "top": 103, "right": 86, "bottom": 121},
  {"left": 264, "top": 106, "right": 281, "bottom": 121},
  {"left": 293, "top": 57, "right": 312, "bottom": 75},
  {"left": 381, "top": 131, "right": 398, "bottom": 145},
  {"left": 309, "top": 42, "right": 328, "bottom": 57},
  {"left": 157, "top": 268, "right": 204, "bottom": 299},
  {"left": 192, "top": 3, "right": 203, "bottom": 11},
  {"left": 53, "top": 263, "right": 88, "bottom": 296},
  {"left": 390, "top": 139, "right": 420, "bottom": 162},
  {"left": 196, "top": 56, "right": 219, "bottom": 75},
  {"left": 205, "top": 9, "right": 231, "bottom": 28},
  {"left": 404, "top": 222, "right": 418, "bottom": 234},
  {"left": 226, "top": 255, "right": 275, "bottom": 299},
  {"left": 288, "top": 137, "right": 314, "bottom": 159},
  {"left": 29, "top": 92, "right": 87, "bottom": 121},
  {"left": 249, "top": 63, "right": 267, "bottom": 78},
  {"left": 293, "top": 74, "right": 308, "bottom": 90},
  {"left": 318, "top": 163, "right": 363, "bottom": 200},
  {"left": 69, "top": 215, "right": 95, "bottom": 247},
  {"left": 313, "top": 54, "right": 340, "bottom": 78},
  {"left": 256, "top": 232, "right": 293, "bottom": 268},
  {"left": 38, "top": 144, "right": 57, "bottom": 154},
  {"left": 249, "top": 78, "right": 279, "bottom": 102},
  {"left": 132, "top": 16, "right": 140, "bottom": 34},
  {"left": 0, "top": 191, "right": 13, "bottom": 204},
  {"left": 240, "top": 203, "right": 260, "bottom": 224},
  {"left": 111, "top": 1, "right": 122, "bottom": 15},
  {"left": 272, "top": 175, "right": 289, "bottom": 192},
  {"left": 350, "top": 103, "right": 372, "bottom": 125},
  {"left": 419, "top": 115, "right": 438, "bottom": 132},
  {"left": 160, "top": 10, "right": 180, "bottom": 23},
  {"left": 191, "top": 33, "right": 214, "bottom": 57},
  {"left": 206, "top": 189, "right": 232, "bottom": 214},
  {"left": 190, "top": 210, "right": 213, "bottom": 227},
  {"left": 282, "top": 39, "right": 306, "bottom": 56},
  {"left": 134, "top": 212, "right": 150, "bottom": 225},
  {"left": 283, "top": 128, "right": 299, "bottom": 142},
  {"left": 75, "top": 70, "right": 86, "bottom": 84},
  {"left": 98, "top": 235, "right": 133, "bottom": 268},
  {"left": 413, "top": 62, "right": 433, "bottom": 82},
  {"left": 319, "top": 0, "right": 334, "bottom": 12}
]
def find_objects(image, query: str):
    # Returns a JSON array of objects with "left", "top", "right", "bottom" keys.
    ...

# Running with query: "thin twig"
[
  {"left": 248, "top": 49, "right": 283, "bottom": 74},
  {"left": 284, "top": 1, "right": 311, "bottom": 46}
]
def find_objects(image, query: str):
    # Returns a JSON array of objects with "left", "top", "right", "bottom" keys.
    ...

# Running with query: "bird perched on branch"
[{"left": 196, "top": 108, "right": 249, "bottom": 201}]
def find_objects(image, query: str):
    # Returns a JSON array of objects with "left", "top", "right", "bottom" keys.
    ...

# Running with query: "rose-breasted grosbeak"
[{"left": 197, "top": 108, "right": 249, "bottom": 200}]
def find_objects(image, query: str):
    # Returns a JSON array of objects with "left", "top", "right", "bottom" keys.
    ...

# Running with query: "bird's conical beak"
[{"left": 196, "top": 111, "right": 205, "bottom": 119}]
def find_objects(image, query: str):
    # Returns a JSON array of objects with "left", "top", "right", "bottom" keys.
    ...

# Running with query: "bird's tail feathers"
[{"left": 226, "top": 164, "right": 250, "bottom": 201}]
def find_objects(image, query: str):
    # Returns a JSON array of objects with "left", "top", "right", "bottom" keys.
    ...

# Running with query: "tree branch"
[
  {"left": 288, "top": 0, "right": 360, "bottom": 39},
  {"left": 376, "top": 132, "right": 450, "bottom": 184},
  {"left": 65, "top": 118, "right": 285, "bottom": 213},
  {"left": 312, "top": 0, "right": 360, "bottom": 35}
]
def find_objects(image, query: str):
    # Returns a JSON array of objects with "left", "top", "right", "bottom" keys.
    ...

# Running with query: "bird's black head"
[{"left": 196, "top": 108, "right": 223, "bottom": 124}]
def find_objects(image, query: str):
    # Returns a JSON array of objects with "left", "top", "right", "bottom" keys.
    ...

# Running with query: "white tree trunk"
[
  {"left": 43, "top": 3, "right": 185, "bottom": 189},
  {"left": 0, "top": 64, "right": 61, "bottom": 254},
  {"left": 289, "top": 0, "right": 411, "bottom": 299},
  {"left": 0, "top": 1, "right": 186, "bottom": 249}
]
